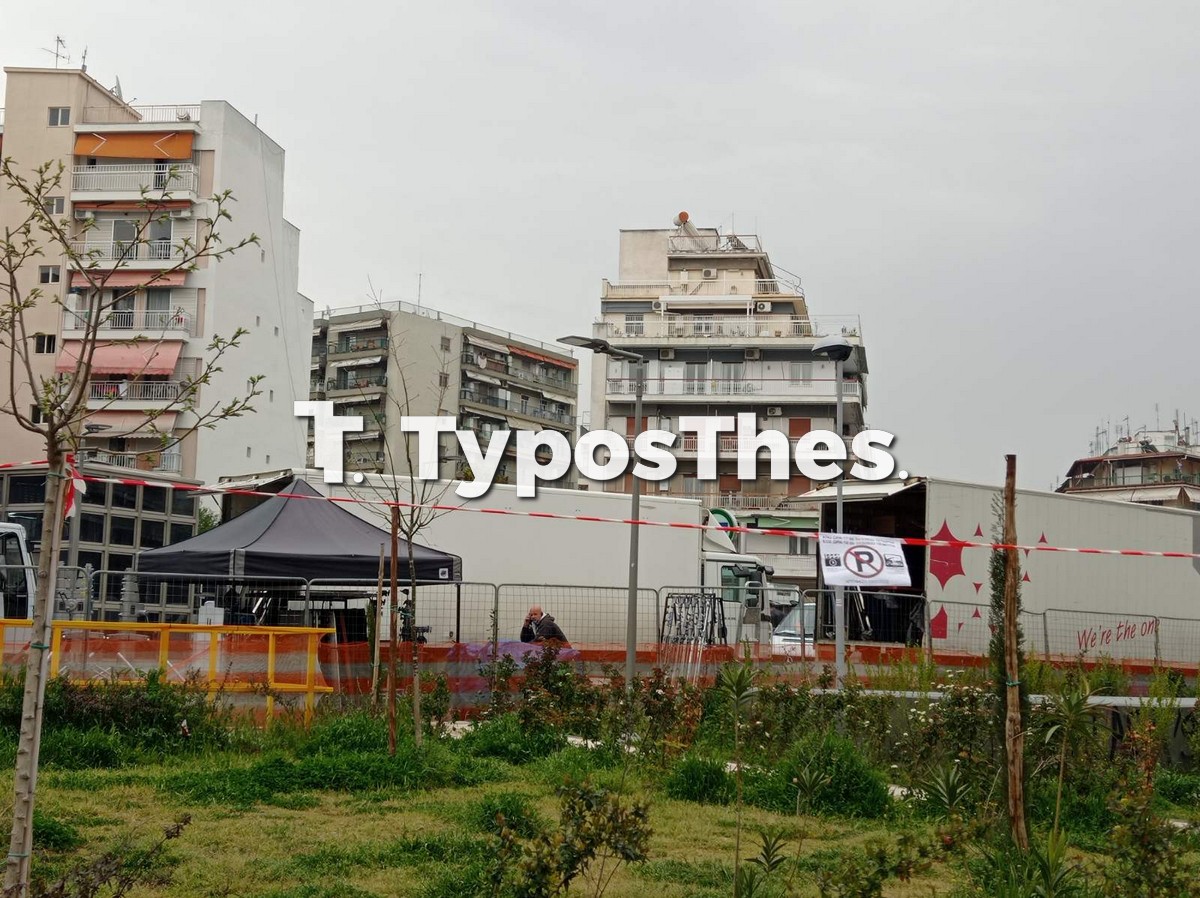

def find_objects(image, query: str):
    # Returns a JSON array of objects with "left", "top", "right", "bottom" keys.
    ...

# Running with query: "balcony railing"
[
  {"left": 331, "top": 335, "right": 389, "bottom": 354},
  {"left": 595, "top": 315, "right": 862, "bottom": 341},
  {"left": 674, "top": 491, "right": 783, "bottom": 511},
  {"left": 666, "top": 233, "right": 764, "bottom": 254},
  {"left": 80, "top": 104, "right": 200, "bottom": 124},
  {"left": 72, "top": 163, "right": 198, "bottom": 194},
  {"left": 62, "top": 308, "right": 192, "bottom": 333},
  {"left": 88, "top": 381, "right": 182, "bottom": 402},
  {"left": 459, "top": 390, "right": 575, "bottom": 428},
  {"left": 79, "top": 449, "right": 182, "bottom": 473},
  {"left": 69, "top": 240, "right": 188, "bottom": 263},
  {"left": 601, "top": 278, "right": 803, "bottom": 298},
  {"left": 605, "top": 377, "right": 861, "bottom": 400},
  {"left": 329, "top": 373, "right": 388, "bottom": 391},
  {"left": 462, "top": 352, "right": 575, "bottom": 393}
]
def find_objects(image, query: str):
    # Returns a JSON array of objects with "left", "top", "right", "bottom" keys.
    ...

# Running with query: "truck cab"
[{"left": 0, "top": 523, "right": 35, "bottom": 620}]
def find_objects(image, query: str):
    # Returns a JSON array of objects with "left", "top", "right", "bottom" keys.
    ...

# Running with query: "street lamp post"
[
  {"left": 812, "top": 335, "right": 854, "bottom": 688},
  {"left": 559, "top": 334, "right": 645, "bottom": 690}
]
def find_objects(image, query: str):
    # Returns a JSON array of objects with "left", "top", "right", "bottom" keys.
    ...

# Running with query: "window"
[
  {"left": 142, "top": 485, "right": 166, "bottom": 513},
  {"left": 112, "top": 219, "right": 137, "bottom": 256},
  {"left": 269, "top": 390, "right": 275, "bottom": 402},
  {"left": 255, "top": 316, "right": 261, "bottom": 326},
  {"left": 43, "top": 197, "right": 65, "bottom": 216},
  {"left": 30, "top": 405, "right": 44, "bottom": 425},
  {"left": 273, "top": 326, "right": 279, "bottom": 336},
  {"left": 440, "top": 336, "right": 452, "bottom": 352},
  {"left": 171, "top": 491, "right": 194, "bottom": 516},
  {"left": 170, "top": 523, "right": 194, "bottom": 544},
  {"left": 9, "top": 476, "right": 45, "bottom": 504},
  {"left": 246, "top": 447, "right": 251, "bottom": 458},
  {"left": 140, "top": 520, "right": 165, "bottom": 549},
  {"left": 79, "top": 513, "right": 105, "bottom": 543},
  {"left": 111, "top": 484, "right": 138, "bottom": 509},
  {"left": 38, "top": 266, "right": 61, "bottom": 285},
  {"left": 265, "top": 454, "right": 271, "bottom": 465},
  {"left": 789, "top": 362, "right": 813, "bottom": 383},
  {"left": 48, "top": 107, "right": 70, "bottom": 126},
  {"left": 624, "top": 314, "right": 644, "bottom": 336},
  {"left": 109, "top": 517, "right": 136, "bottom": 546},
  {"left": 34, "top": 334, "right": 56, "bottom": 354},
  {"left": 438, "top": 372, "right": 449, "bottom": 389}
]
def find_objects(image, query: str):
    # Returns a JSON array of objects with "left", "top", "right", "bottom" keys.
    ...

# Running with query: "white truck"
[
  {"left": 801, "top": 477, "right": 1200, "bottom": 664},
  {"left": 300, "top": 473, "right": 785, "bottom": 645},
  {"left": 0, "top": 522, "right": 36, "bottom": 620}
]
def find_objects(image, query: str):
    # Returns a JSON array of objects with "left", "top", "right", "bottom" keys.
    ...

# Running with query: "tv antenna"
[{"left": 41, "top": 36, "right": 70, "bottom": 68}]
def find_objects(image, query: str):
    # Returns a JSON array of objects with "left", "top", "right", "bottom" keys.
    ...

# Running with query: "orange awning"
[
  {"left": 70, "top": 270, "right": 186, "bottom": 289},
  {"left": 84, "top": 411, "right": 178, "bottom": 435},
  {"left": 56, "top": 341, "right": 183, "bottom": 376},
  {"left": 507, "top": 345, "right": 577, "bottom": 368},
  {"left": 73, "top": 131, "right": 194, "bottom": 160}
]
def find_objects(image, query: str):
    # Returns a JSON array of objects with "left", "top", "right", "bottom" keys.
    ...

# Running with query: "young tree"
[
  {"left": 342, "top": 287, "right": 457, "bottom": 751},
  {"left": 1, "top": 157, "right": 260, "bottom": 895}
]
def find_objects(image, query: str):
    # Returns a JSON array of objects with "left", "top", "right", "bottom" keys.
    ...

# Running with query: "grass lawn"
[{"left": 10, "top": 752, "right": 968, "bottom": 898}]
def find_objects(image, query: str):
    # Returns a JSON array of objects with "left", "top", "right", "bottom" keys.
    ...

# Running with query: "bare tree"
[
  {"left": 341, "top": 284, "right": 458, "bottom": 751},
  {"left": 1, "top": 158, "right": 260, "bottom": 895}
]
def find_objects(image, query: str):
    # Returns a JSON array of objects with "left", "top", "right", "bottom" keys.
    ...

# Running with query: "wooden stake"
[
  {"left": 370, "top": 543, "right": 384, "bottom": 707},
  {"left": 388, "top": 507, "right": 399, "bottom": 756},
  {"left": 1003, "top": 454, "right": 1029, "bottom": 850}
]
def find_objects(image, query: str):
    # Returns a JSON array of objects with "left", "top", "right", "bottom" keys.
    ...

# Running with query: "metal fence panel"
[{"left": 495, "top": 584, "right": 660, "bottom": 650}]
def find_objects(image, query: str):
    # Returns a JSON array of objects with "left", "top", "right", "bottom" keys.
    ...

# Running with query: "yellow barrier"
[{"left": 1, "top": 618, "right": 336, "bottom": 725}]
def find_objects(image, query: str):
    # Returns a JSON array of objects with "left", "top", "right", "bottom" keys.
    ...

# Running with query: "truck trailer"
[{"left": 801, "top": 477, "right": 1200, "bottom": 664}]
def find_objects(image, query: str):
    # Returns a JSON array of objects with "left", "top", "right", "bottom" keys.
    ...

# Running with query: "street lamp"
[
  {"left": 559, "top": 334, "right": 645, "bottom": 690},
  {"left": 811, "top": 334, "right": 854, "bottom": 688}
]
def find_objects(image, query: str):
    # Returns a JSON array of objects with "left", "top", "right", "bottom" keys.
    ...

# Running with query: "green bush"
[
  {"left": 458, "top": 712, "right": 565, "bottom": 765},
  {"left": 39, "top": 727, "right": 131, "bottom": 770},
  {"left": 468, "top": 790, "right": 544, "bottom": 837},
  {"left": 299, "top": 709, "right": 390, "bottom": 756},
  {"left": 30, "top": 810, "right": 83, "bottom": 851},
  {"left": 663, "top": 755, "right": 733, "bottom": 805},
  {"left": 1155, "top": 769, "right": 1200, "bottom": 806},
  {"left": 745, "top": 732, "right": 891, "bottom": 819}
]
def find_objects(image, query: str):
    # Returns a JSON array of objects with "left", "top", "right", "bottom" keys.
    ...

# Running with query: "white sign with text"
[{"left": 819, "top": 533, "right": 912, "bottom": 588}]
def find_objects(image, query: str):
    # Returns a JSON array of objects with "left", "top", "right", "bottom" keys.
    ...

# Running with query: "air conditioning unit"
[
  {"left": 701, "top": 268, "right": 718, "bottom": 280},
  {"left": 74, "top": 209, "right": 95, "bottom": 221},
  {"left": 170, "top": 208, "right": 192, "bottom": 219},
  {"left": 744, "top": 348, "right": 760, "bottom": 360},
  {"left": 767, "top": 406, "right": 783, "bottom": 417},
  {"left": 651, "top": 299, "right": 667, "bottom": 311},
  {"left": 756, "top": 301, "right": 772, "bottom": 312},
  {"left": 658, "top": 348, "right": 675, "bottom": 360}
]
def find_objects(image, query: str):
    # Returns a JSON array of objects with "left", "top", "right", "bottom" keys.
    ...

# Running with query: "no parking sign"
[{"left": 819, "top": 532, "right": 912, "bottom": 588}]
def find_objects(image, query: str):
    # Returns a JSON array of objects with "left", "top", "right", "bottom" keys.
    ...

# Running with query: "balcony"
[
  {"left": 666, "top": 233, "right": 764, "bottom": 254},
  {"left": 87, "top": 381, "right": 182, "bottom": 403},
  {"left": 309, "top": 381, "right": 326, "bottom": 397},
  {"left": 70, "top": 240, "right": 190, "bottom": 267},
  {"left": 605, "top": 377, "right": 862, "bottom": 402},
  {"left": 459, "top": 389, "right": 575, "bottom": 428},
  {"left": 602, "top": 277, "right": 802, "bottom": 299},
  {"left": 594, "top": 315, "right": 862, "bottom": 344},
  {"left": 462, "top": 352, "right": 576, "bottom": 396},
  {"left": 330, "top": 335, "right": 389, "bottom": 357},
  {"left": 673, "top": 491, "right": 787, "bottom": 511},
  {"left": 72, "top": 163, "right": 198, "bottom": 196},
  {"left": 79, "top": 448, "right": 182, "bottom": 473},
  {"left": 327, "top": 372, "right": 387, "bottom": 396},
  {"left": 80, "top": 104, "right": 200, "bottom": 124},
  {"left": 62, "top": 308, "right": 192, "bottom": 337}
]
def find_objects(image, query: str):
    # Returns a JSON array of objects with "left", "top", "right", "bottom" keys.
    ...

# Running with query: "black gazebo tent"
[{"left": 136, "top": 477, "right": 462, "bottom": 582}]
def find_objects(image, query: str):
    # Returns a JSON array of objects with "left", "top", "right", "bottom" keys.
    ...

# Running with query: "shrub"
[
  {"left": 39, "top": 727, "right": 131, "bottom": 770},
  {"left": 31, "top": 810, "right": 83, "bottom": 851},
  {"left": 746, "top": 732, "right": 891, "bottom": 819},
  {"left": 468, "top": 790, "right": 544, "bottom": 838},
  {"left": 664, "top": 755, "right": 733, "bottom": 805},
  {"left": 1155, "top": 769, "right": 1200, "bottom": 806},
  {"left": 458, "top": 712, "right": 564, "bottom": 765},
  {"left": 299, "top": 709, "right": 390, "bottom": 756}
]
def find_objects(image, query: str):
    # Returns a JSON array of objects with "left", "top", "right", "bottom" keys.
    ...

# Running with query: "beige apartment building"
[
  {"left": 586, "top": 213, "right": 869, "bottom": 584},
  {"left": 0, "top": 68, "right": 311, "bottom": 485},
  {"left": 310, "top": 300, "right": 579, "bottom": 484}
]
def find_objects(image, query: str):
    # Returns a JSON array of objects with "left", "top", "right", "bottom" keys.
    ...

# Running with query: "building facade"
[
  {"left": 309, "top": 300, "right": 579, "bottom": 484},
  {"left": 0, "top": 68, "right": 311, "bottom": 486},
  {"left": 1058, "top": 422, "right": 1200, "bottom": 511},
  {"left": 586, "top": 213, "right": 870, "bottom": 585}
]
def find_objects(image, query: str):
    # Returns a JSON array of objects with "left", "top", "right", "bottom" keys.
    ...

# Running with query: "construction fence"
[{"left": 4, "top": 566, "right": 1200, "bottom": 719}]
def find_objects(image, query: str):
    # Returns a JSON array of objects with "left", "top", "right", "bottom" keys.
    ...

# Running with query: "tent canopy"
[{"left": 137, "top": 478, "right": 462, "bottom": 582}]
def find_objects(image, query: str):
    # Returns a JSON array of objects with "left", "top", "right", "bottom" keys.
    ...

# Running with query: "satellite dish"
[
  {"left": 112, "top": 76, "right": 123, "bottom": 99},
  {"left": 672, "top": 211, "right": 689, "bottom": 226}
]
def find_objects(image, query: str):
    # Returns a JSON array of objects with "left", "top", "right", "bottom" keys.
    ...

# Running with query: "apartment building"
[
  {"left": 1057, "top": 419, "right": 1200, "bottom": 511},
  {"left": 0, "top": 68, "right": 311, "bottom": 486},
  {"left": 309, "top": 300, "right": 579, "bottom": 483},
  {"left": 586, "top": 213, "right": 869, "bottom": 585}
]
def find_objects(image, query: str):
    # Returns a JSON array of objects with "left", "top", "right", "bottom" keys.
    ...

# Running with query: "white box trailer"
[
  {"left": 290, "top": 472, "right": 782, "bottom": 645},
  {"left": 803, "top": 478, "right": 1200, "bottom": 664}
]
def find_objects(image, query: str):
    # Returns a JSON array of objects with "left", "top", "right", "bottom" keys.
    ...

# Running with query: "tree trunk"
[
  {"left": 1002, "top": 454, "right": 1029, "bottom": 851},
  {"left": 409, "top": 528, "right": 422, "bottom": 749},
  {"left": 387, "top": 508, "right": 399, "bottom": 756},
  {"left": 370, "top": 543, "right": 384, "bottom": 709},
  {"left": 4, "top": 450, "right": 67, "bottom": 896}
]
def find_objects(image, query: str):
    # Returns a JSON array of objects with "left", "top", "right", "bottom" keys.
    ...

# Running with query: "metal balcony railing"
[
  {"left": 329, "top": 373, "right": 387, "bottom": 391},
  {"left": 79, "top": 449, "right": 182, "bottom": 473},
  {"left": 331, "top": 335, "right": 389, "bottom": 354},
  {"left": 462, "top": 352, "right": 575, "bottom": 393},
  {"left": 605, "top": 377, "right": 861, "bottom": 400},
  {"left": 88, "top": 381, "right": 182, "bottom": 402},
  {"left": 72, "top": 163, "right": 198, "bottom": 193},
  {"left": 62, "top": 308, "right": 192, "bottom": 333},
  {"left": 666, "top": 233, "right": 764, "bottom": 254},
  {"left": 595, "top": 315, "right": 862, "bottom": 341},
  {"left": 80, "top": 104, "right": 200, "bottom": 124},
  {"left": 601, "top": 277, "right": 804, "bottom": 298},
  {"left": 70, "top": 240, "right": 187, "bottom": 262},
  {"left": 459, "top": 390, "right": 575, "bottom": 428}
]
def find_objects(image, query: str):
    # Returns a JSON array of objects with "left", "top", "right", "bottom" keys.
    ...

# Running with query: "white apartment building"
[
  {"left": 587, "top": 213, "right": 869, "bottom": 585},
  {"left": 310, "top": 300, "right": 579, "bottom": 484},
  {"left": 0, "top": 68, "right": 311, "bottom": 485}
]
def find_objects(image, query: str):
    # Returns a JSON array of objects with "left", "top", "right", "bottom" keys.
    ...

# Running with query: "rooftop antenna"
[
  {"left": 112, "top": 75, "right": 123, "bottom": 100},
  {"left": 417, "top": 271, "right": 423, "bottom": 311},
  {"left": 80, "top": 46, "right": 88, "bottom": 73},
  {"left": 41, "top": 35, "right": 70, "bottom": 68}
]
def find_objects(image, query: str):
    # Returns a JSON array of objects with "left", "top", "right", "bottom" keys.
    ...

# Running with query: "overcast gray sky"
[{"left": 4, "top": 1, "right": 1197, "bottom": 491}]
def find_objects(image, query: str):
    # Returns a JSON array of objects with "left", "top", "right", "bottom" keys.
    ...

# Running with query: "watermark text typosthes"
[{"left": 297, "top": 404, "right": 903, "bottom": 498}]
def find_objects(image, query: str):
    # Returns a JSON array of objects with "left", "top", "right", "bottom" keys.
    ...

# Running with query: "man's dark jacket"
[{"left": 520, "top": 614, "right": 568, "bottom": 644}]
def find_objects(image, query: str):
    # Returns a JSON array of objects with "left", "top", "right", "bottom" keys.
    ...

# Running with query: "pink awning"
[
  {"left": 69, "top": 270, "right": 187, "bottom": 289},
  {"left": 56, "top": 340, "right": 183, "bottom": 376}
]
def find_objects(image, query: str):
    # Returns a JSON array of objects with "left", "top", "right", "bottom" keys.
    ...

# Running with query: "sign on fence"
[{"left": 819, "top": 533, "right": 912, "bottom": 588}]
